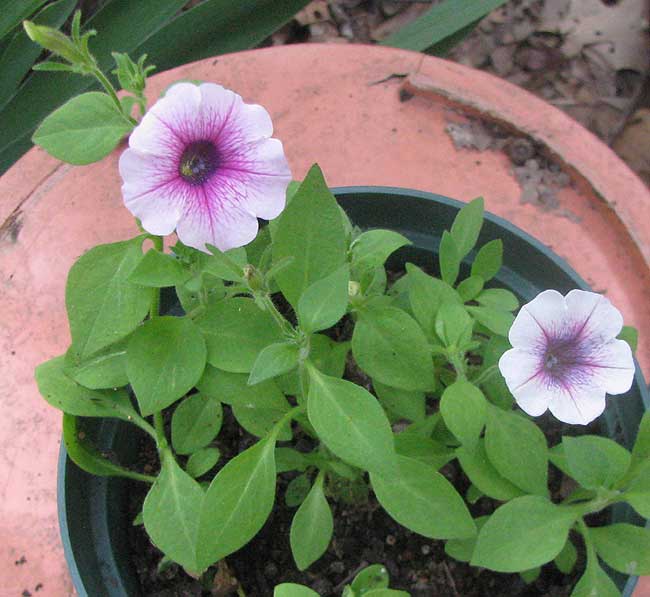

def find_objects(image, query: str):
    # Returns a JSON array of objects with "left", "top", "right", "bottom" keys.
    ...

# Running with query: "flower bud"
[{"left": 23, "top": 21, "right": 86, "bottom": 65}]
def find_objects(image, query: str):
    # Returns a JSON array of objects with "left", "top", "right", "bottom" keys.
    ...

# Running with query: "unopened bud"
[
  {"left": 23, "top": 21, "right": 86, "bottom": 65},
  {"left": 348, "top": 280, "right": 361, "bottom": 297}
]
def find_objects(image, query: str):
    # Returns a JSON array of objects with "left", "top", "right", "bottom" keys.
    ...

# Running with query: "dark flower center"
[
  {"left": 542, "top": 333, "right": 589, "bottom": 381},
  {"left": 179, "top": 140, "right": 219, "bottom": 185}
]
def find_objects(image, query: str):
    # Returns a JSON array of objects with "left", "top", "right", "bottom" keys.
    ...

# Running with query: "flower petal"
[
  {"left": 547, "top": 382, "right": 607, "bottom": 425},
  {"left": 582, "top": 339, "right": 635, "bottom": 395},
  {"left": 119, "top": 149, "right": 182, "bottom": 235},
  {"left": 565, "top": 289, "right": 624, "bottom": 342},
  {"left": 222, "top": 138, "right": 291, "bottom": 220},
  {"left": 509, "top": 289, "right": 566, "bottom": 349},
  {"left": 129, "top": 82, "right": 202, "bottom": 154},
  {"left": 175, "top": 188, "right": 259, "bottom": 252},
  {"left": 510, "top": 374, "right": 554, "bottom": 417}
]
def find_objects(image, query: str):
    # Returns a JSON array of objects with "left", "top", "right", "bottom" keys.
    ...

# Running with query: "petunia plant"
[{"left": 28, "top": 14, "right": 650, "bottom": 597}]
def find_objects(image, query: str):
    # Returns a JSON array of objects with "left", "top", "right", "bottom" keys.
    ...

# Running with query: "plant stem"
[
  {"left": 154, "top": 412, "right": 167, "bottom": 449},
  {"left": 473, "top": 364, "right": 498, "bottom": 386},
  {"left": 149, "top": 236, "right": 164, "bottom": 319},
  {"left": 92, "top": 67, "right": 136, "bottom": 122},
  {"left": 259, "top": 293, "right": 294, "bottom": 337}
]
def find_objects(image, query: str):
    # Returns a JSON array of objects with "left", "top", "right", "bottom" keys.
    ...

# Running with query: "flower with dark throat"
[
  {"left": 498, "top": 289, "right": 635, "bottom": 425},
  {"left": 119, "top": 82, "right": 291, "bottom": 252}
]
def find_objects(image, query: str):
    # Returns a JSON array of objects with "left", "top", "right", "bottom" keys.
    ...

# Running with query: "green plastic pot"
[{"left": 58, "top": 187, "right": 650, "bottom": 596}]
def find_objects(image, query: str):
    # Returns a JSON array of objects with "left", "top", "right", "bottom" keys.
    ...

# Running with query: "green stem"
[
  {"left": 449, "top": 351, "right": 467, "bottom": 381},
  {"left": 123, "top": 470, "right": 157, "bottom": 484},
  {"left": 270, "top": 404, "right": 306, "bottom": 442},
  {"left": 154, "top": 411, "right": 167, "bottom": 449},
  {"left": 92, "top": 67, "right": 133, "bottom": 121},
  {"left": 260, "top": 293, "right": 294, "bottom": 337},
  {"left": 150, "top": 236, "right": 164, "bottom": 319}
]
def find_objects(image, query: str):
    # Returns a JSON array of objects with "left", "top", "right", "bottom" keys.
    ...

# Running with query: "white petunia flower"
[{"left": 499, "top": 289, "right": 635, "bottom": 425}]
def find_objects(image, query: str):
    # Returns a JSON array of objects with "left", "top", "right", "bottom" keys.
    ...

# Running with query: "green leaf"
[
  {"left": 371, "top": 456, "right": 476, "bottom": 540},
  {"left": 297, "top": 265, "right": 350, "bottom": 333},
  {"left": 290, "top": 473, "right": 333, "bottom": 570},
  {"left": 285, "top": 474, "right": 311, "bottom": 507},
  {"left": 128, "top": 249, "right": 189, "bottom": 287},
  {"left": 274, "top": 584, "right": 319, "bottom": 597},
  {"left": 126, "top": 316, "right": 207, "bottom": 416},
  {"left": 137, "top": 0, "right": 311, "bottom": 75},
  {"left": 249, "top": 342, "right": 300, "bottom": 385},
  {"left": 554, "top": 537, "right": 578, "bottom": 574},
  {"left": 197, "top": 438, "right": 276, "bottom": 569},
  {"left": 351, "top": 229, "right": 411, "bottom": 272},
  {"left": 571, "top": 556, "right": 621, "bottom": 597},
  {"left": 476, "top": 287, "right": 518, "bottom": 311},
  {"left": 457, "top": 275, "right": 484, "bottom": 302},
  {"left": 196, "top": 297, "right": 282, "bottom": 373},
  {"left": 471, "top": 239, "right": 503, "bottom": 282},
  {"left": 307, "top": 368, "right": 397, "bottom": 477},
  {"left": 561, "top": 435, "right": 631, "bottom": 489},
  {"left": 62, "top": 414, "right": 149, "bottom": 481},
  {"left": 63, "top": 337, "right": 129, "bottom": 390},
  {"left": 439, "top": 230, "right": 461, "bottom": 286},
  {"left": 381, "top": 0, "right": 508, "bottom": 53},
  {"left": 618, "top": 325, "right": 638, "bottom": 353},
  {"left": 440, "top": 380, "right": 487, "bottom": 450},
  {"left": 0, "top": 0, "right": 75, "bottom": 107},
  {"left": 374, "top": 381, "right": 425, "bottom": 423},
  {"left": 276, "top": 448, "right": 309, "bottom": 474},
  {"left": 480, "top": 335, "right": 514, "bottom": 410},
  {"left": 466, "top": 306, "right": 514, "bottom": 336},
  {"left": 364, "top": 591, "right": 409, "bottom": 597},
  {"left": 66, "top": 238, "right": 150, "bottom": 359},
  {"left": 394, "top": 432, "right": 454, "bottom": 470},
  {"left": 143, "top": 449, "right": 204, "bottom": 572},
  {"left": 35, "top": 355, "right": 136, "bottom": 419},
  {"left": 623, "top": 460, "right": 650, "bottom": 517},
  {"left": 272, "top": 164, "right": 347, "bottom": 308},
  {"left": 520, "top": 567, "right": 541, "bottom": 584},
  {"left": 456, "top": 441, "right": 525, "bottom": 501},
  {"left": 444, "top": 516, "right": 488, "bottom": 562},
  {"left": 198, "top": 368, "right": 292, "bottom": 441},
  {"left": 32, "top": 92, "right": 132, "bottom": 164},
  {"left": 590, "top": 524, "right": 650, "bottom": 575},
  {"left": 449, "top": 198, "right": 484, "bottom": 259},
  {"left": 350, "top": 564, "right": 389, "bottom": 592},
  {"left": 471, "top": 496, "right": 579, "bottom": 572},
  {"left": 631, "top": 411, "right": 650, "bottom": 471},
  {"left": 352, "top": 306, "right": 435, "bottom": 391},
  {"left": 171, "top": 393, "right": 222, "bottom": 455},
  {"left": 406, "top": 264, "right": 461, "bottom": 336},
  {"left": 204, "top": 244, "right": 247, "bottom": 282},
  {"left": 484, "top": 407, "right": 548, "bottom": 496},
  {"left": 435, "top": 303, "right": 473, "bottom": 348},
  {"left": 186, "top": 447, "right": 220, "bottom": 478}
]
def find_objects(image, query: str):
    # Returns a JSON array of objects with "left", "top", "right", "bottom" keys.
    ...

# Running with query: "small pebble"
[
  {"left": 329, "top": 561, "right": 346, "bottom": 574},
  {"left": 264, "top": 562, "right": 278, "bottom": 578},
  {"left": 386, "top": 534, "right": 396, "bottom": 546},
  {"left": 311, "top": 578, "right": 334, "bottom": 595},
  {"left": 420, "top": 544, "right": 431, "bottom": 555}
]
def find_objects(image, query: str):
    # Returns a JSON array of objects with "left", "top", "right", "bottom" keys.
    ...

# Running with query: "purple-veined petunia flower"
[
  {"left": 119, "top": 82, "right": 291, "bottom": 252},
  {"left": 498, "top": 289, "right": 635, "bottom": 425}
]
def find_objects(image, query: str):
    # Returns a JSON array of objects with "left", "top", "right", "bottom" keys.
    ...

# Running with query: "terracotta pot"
[
  {"left": 1, "top": 44, "right": 649, "bottom": 595},
  {"left": 58, "top": 187, "right": 649, "bottom": 596}
]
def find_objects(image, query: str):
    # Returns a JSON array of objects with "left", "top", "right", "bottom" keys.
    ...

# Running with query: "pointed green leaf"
[
  {"left": 476, "top": 287, "right": 518, "bottom": 311},
  {"left": 290, "top": 474, "right": 333, "bottom": 570},
  {"left": 562, "top": 435, "right": 631, "bottom": 490},
  {"left": 129, "top": 249, "right": 189, "bottom": 287},
  {"left": 35, "top": 355, "right": 136, "bottom": 419},
  {"left": 371, "top": 456, "right": 476, "bottom": 539},
  {"left": 394, "top": 432, "right": 454, "bottom": 470},
  {"left": 591, "top": 524, "right": 650, "bottom": 575},
  {"left": 484, "top": 407, "right": 548, "bottom": 496},
  {"left": 466, "top": 305, "right": 514, "bottom": 336},
  {"left": 471, "top": 496, "right": 578, "bottom": 572},
  {"left": 457, "top": 275, "right": 484, "bottom": 302},
  {"left": 196, "top": 297, "right": 282, "bottom": 372},
  {"left": 297, "top": 265, "right": 349, "bottom": 333},
  {"left": 171, "top": 393, "right": 222, "bottom": 455},
  {"left": 63, "top": 337, "right": 129, "bottom": 390},
  {"left": 186, "top": 447, "right": 220, "bottom": 478},
  {"left": 440, "top": 380, "right": 487, "bottom": 450},
  {"left": 307, "top": 369, "right": 397, "bottom": 477},
  {"left": 274, "top": 585, "right": 319, "bottom": 597},
  {"left": 249, "top": 342, "right": 300, "bottom": 385},
  {"left": 33, "top": 92, "right": 133, "bottom": 164},
  {"left": 272, "top": 165, "right": 347, "bottom": 307},
  {"left": 143, "top": 450, "right": 204, "bottom": 571},
  {"left": 350, "top": 564, "right": 389, "bottom": 592},
  {"left": 197, "top": 439, "right": 276, "bottom": 569},
  {"left": 554, "top": 537, "right": 578, "bottom": 574},
  {"left": 66, "top": 238, "right": 150, "bottom": 359},
  {"left": 445, "top": 516, "right": 488, "bottom": 562},
  {"left": 351, "top": 229, "right": 411, "bottom": 271},
  {"left": 439, "top": 230, "right": 460, "bottom": 286},
  {"left": 352, "top": 306, "right": 435, "bottom": 391},
  {"left": 450, "top": 198, "right": 484, "bottom": 259},
  {"left": 127, "top": 316, "right": 207, "bottom": 416},
  {"left": 471, "top": 239, "right": 503, "bottom": 281},
  {"left": 374, "top": 381, "right": 426, "bottom": 423}
]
